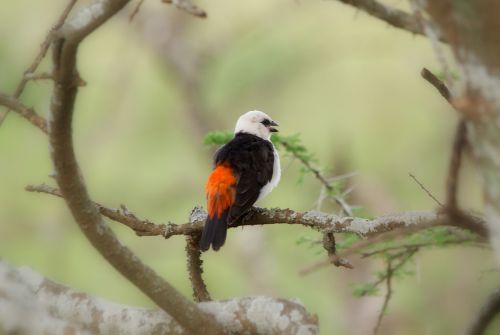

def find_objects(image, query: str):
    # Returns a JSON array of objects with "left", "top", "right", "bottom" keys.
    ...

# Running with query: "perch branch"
[
  {"left": 334, "top": 0, "right": 445, "bottom": 42},
  {"left": 27, "top": 184, "right": 488, "bottom": 241},
  {"left": 47, "top": 1, "right": 222, "bottom": 334},
  {"left": 0, "top": 260, "right": 318, "bottom": 335}
]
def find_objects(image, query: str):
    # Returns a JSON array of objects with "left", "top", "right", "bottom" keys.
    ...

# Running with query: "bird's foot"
[{"left": 241, "top": 206, "right": 262, "bottom": 223}]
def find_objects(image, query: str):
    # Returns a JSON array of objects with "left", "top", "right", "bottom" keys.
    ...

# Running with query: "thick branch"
[
  {"left": 0, "top": 260, "right": 318, "bottom": 335},
  {"left": 335, "top": 0, "right": 445, "bottom": 42},
  {"left": 47, "top": 1, "right": 221, "bottom": 334}
]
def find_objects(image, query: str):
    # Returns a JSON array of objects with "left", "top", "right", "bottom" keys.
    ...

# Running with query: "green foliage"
[
  {"left": 326, "top": 179, "right": 345, "bottom": 197},
  {"left": 203, "top": 131, "right": 234, "bottom": 146},
  {"left": 204, "top": 131, "right": 320, "bottom": 185},
  {"left": 203, "top": 131, "right": 317, "bottom": 165},
  {"left": 406, "top": 226, "right": 475, "bottom": 247},
  {"left": 352, "top": 282, "right": 379, "bottom": 297},
  {"left": 272, "top": 133, "right": 316, "bottom": 163}
]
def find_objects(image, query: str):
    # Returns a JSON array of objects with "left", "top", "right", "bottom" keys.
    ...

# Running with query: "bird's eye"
[{"left": 261, "top": 119, "right": 271, "bottom": 126}]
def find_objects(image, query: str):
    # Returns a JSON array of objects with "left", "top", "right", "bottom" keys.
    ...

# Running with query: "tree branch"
[
  {"left": 47, "top": 1, "right": 222, "bottom": 334},
  {"left": 446, "top": 120, "right": 467, "bottom": 210},
  {"left": 27, "top": 183, "right": 488, "bottom": 241},
  {"left": 186, "top": 234, "right": 211, "bottom": 302},
  {"left": 421, "top": 68, "right": 468, "bottom": 212},
  {"left": 0, "top": 260, "right": 318, "bottom": 335},
  {"left": 334, "top": 0, "right": 445, "bottom": 42}
]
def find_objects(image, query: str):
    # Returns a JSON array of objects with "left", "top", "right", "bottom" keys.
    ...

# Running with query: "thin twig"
[
  {"left": 421, "top": 68, "right": 451, "bottom": 102},
  {"left": 356, "top": 249, "right": 418, "bottom": 298},
  {"left": 409, "top": 173, "right": 444, "bottom": 207},
  {"left": 280, "top": 141, "right": 353, "bottom": 216},
  {"left": 24, "top": 72, "right": 54, "bottom": 81},
  {"left": 0, "top": 0, "right": 77, "bottom": 127},
  {"left": 373, "top": 260, "right": 392, "bottom": 335},
  {"left": 420, "top": 68, "right": 468, "bottom": 210},
  {"left": 129, "top": 0, "right": 145, "bottom": 21},
  {"left": 466, "top": 288, "right": 500, "bottom": 335},
  {"left": 161, "top": 0, "right": 207, "bottom": 18},
  {"left": 360, "top": 238, "right": 483, "bottom": 258},
  {"left": 0, "top": 93, "right": 47, "bottom": 133}
]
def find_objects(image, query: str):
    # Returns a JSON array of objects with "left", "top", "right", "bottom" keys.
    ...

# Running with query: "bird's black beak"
[{"left": 269, "top": 120, "right": 279, "bottom": 132}]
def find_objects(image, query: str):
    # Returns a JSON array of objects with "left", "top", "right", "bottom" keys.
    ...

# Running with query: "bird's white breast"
[{"left": 257, "top": 144, "right": 281, "bottom": 202}]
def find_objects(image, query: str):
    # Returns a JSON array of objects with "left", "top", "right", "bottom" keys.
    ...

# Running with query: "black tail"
[{"left": 199, "top": 210, "right": 229, "bottom": 252}]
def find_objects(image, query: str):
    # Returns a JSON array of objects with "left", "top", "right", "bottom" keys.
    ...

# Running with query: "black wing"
[{"left": 215, "top": 133, "right": 274, "bottom": 223}]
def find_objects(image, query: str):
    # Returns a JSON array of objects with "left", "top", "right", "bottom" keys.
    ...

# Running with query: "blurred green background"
[{"left": 0, "top": 0, "right": 498, "bottom": 334}]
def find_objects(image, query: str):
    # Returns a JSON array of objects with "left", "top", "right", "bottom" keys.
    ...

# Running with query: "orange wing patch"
[{"left": 206, "top": 164, "right": 237, "bottom": 219}]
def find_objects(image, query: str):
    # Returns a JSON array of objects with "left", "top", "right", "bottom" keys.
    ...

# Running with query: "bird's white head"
[{"left": 234, "top": 110, "right": 279, "bottom": 141}]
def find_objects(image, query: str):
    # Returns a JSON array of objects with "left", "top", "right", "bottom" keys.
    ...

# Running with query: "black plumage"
[
  {"left": 200, "top": 132, "right": 275, "bottom": 251},
  {"left": 214, "top": 132, "right": 275, "bottom": 223}
]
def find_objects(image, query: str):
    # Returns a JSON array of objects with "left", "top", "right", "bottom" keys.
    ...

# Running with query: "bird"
[{"left": 200, "top": 110, "right": 281, "bottom": 251}]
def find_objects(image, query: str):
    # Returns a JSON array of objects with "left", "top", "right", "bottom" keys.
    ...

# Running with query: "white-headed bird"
[{"left": 200, "top": 111, "right": 281, "bottom": 251}]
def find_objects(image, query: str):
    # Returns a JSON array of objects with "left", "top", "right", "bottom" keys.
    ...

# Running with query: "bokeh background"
[{"left": 1, "top": 0, "right": 498, "bottom": 334}]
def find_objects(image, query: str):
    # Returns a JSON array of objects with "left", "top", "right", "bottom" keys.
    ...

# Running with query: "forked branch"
[{"left": 46, "top": 1, "right": 222, "bottom": 334}]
